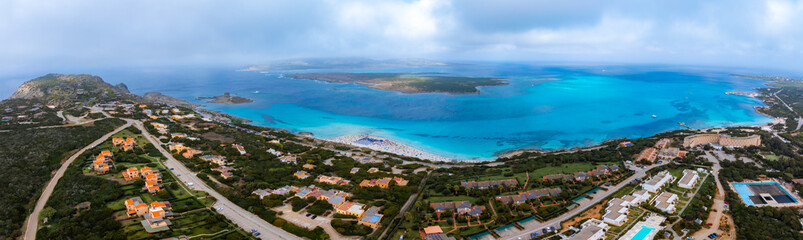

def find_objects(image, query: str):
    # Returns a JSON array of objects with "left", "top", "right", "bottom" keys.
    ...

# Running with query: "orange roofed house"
[
  {"left": 123, "top": 167, "right": 140, "bottom": 180},
  {"left": 125, "top": 197, "right": 149, "bottom": 217},
  {"left": 360, "top": 177, "right": 408, "bottom": 188},
  {"left": 93, "top": 151, "right": 113, "bottom": 175},
  {"left": 113, "top": 137, "right": 136, "bottom": 151},
  {"left": 140, "top": 201, "right": 174, "bottom": 233}
]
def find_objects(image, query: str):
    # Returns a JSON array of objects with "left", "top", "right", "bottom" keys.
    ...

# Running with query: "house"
[
  {"left": 657, "top": 147, "right": 686, "bottom": 160},
  {"left": 367, "top": 167, "right": 380, "bottom": 173},
  {"left": 495, "top": 194, "right": 527, "bottom": 205},
  {"left": 232, "top": 144, "right": 247, "bottom": 155},
  {"left": 392, "top": 177, "right": 409, "bottom": 186},
  {"left": 641, "top": 170, "right": 674, "bottom": 192},
  {"left": 302, "top": 163, "right": 315, "bottom": 170},
  {"left": 678, "top": 169, "right": 699, "bottom": 189},
  {"left": 293, "top": 171, "right": 311, "bottom": 179},
  {"left": 350, "top": 167, "right": 360, "bottom": 174},
  {"left": 1, "top": 116, "right": 12, "bottom": 121},
  {"left": 123, "top": 167, "right": 140, "bottom": 180},
  {"left": 213, "top": 166, "right": 234, "bottom": 179},
  {"left": 95, "top": 163, "right": 110, "bottom": 175},
  {"left": 336, "top": 201, "right": 366, "bottom": 217},
  {"left": 603, "top": 204, "right": 628, "bottom": 226},
  {"left": 519, "top": 188, "right": 562, "bottom": 200},
  {"left": 567, "top": 218, "right": 608, "bottom": 240},
  {"left": 253, "top": 189, "right": 271, "bottom": 199},
  {"left": 181, "top": 148, "right": 201, "bottom": 159},
  {"left": 171, "top": 133, "right": 188, "bottom": 139},
  {"left": 124, "top": 197, "right": 149, "bottom": 217},
  {"left": 653, "top": 192, "right": 678, "bottom": 213},
  {"left": 141, "top": 201, "right": 173, "bottom": 233},
  {"left": 629, "top": 190, "right": 651, "bottom": 205},
  {"left": 327, "top": 195, "right": 346, "bottom": 207},
  {"left": 430, "top": 201, "right": 472, "bottom": 214},
  {"left": 145, "top": 180, "right": 161, "bottom": 194},
  {"left": 279, "top": 155, "right": 297, "bottom": 164},
  {"left": 199, "top": 155, "right": 227, "bottom": 166},
  {"left": 358, "top": 206, "right": 384, "bottom": 228},
  {"left": 619, "top": 141, "right": 634, "bottom": 147},
  {"left": 422, "top": 226, "right": 455, "bottom": 240},
  {"left": 267, "top": 148, "right": 283, "bottom": 156},
  {"left": 461, "top": 179, "right": 518, "bottom": 189}
]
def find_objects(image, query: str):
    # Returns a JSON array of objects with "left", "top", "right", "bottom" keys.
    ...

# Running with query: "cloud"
[{"left": 0, "top": 0, "right": 802, "bottom": 78}]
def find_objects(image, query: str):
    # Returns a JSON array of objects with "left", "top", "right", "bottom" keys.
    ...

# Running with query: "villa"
[
  {"left": 603, "top": 190, "right": 651, "bottom": 226},
  {"left": 360, "top": 177, "right": 407, "bottom": 188},
  {"left": 123, "top": 167, "right": 140, "bottom": 180},
  {"left": 678, "top": 169, "right": 699, "bottom": 189},
  {"left": 125, "top": 197, "right": 149, "bottom": 217},
  {"left": 213, "top": 166, "right": 234, "bottom": 179},
  {"left": 350, "top": 167, "right": 360, "bottom": 174},
  {"left": 422, "top": 226, "right": 454, "bottom": 240},
  {"left": 655, "top": 138, "right": 671, "bottom": 148},
  {"left": 253, "top": 189, "right": 271, "bottom": 199},
  {"left": 657, "top": 147, "right": 686, "bottom": 160},
  {"left": 232, "top": 144, "right": 247, "bottom": 155},
  {"left": 199, "top": 155, "right": 227, "bottom": 166},
  {"left": 145, "top": 180, "right": 161, "bottom": 194},
  {"left": 141, "top": 201, "right": 174, "bottom": 233},
  {"left": 653, "top": 192, "right": 678, "bottom": 213},
  {"left": 641, "top": 170, "right": 674, "bottom": 192},
  {"left": 518, "top": 187, "right": 562, "bottom": 200},
  {"left": 367, "top": 167, "right": 380, "bottom": 173},
  {"left": 315, "top": 175, "right": 350, "bottom": 185},
  {"left": 267, "top": 148, "right": 283, "bottom": 156},
  {"left": 461, "top": 179, "right": 518, "bottom": 189},
  {"left": 358, "top": 206, "right": 384, "bottom": 228},
  {"left": 336, "top": 201, "right": 366, "bottom": 217},
  {"left": 495, "top": 194, "right": 527, "bottom": 205},
  {"left": 181, "top": 148, "right": 201, "bottom": 159},
  {"left": 430, "top": 201, "right": 485, "bottom": 217},
  {"left": 279, "top": 155, "right": 297, "bottom": 164},
  {"left": 302, "top": 163, "right": 315, "bottom": 170},
  {"left": 293, "top": 171, "right": 311, "bottom": 179}
]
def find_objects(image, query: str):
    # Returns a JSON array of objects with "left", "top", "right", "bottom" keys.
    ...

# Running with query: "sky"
[{"left": 1, "top": 0, "right": 803, "bottom": 93}]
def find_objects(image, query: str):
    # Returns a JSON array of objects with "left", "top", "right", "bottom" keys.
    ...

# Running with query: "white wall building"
[
  {"left": 678, "top": 169, "right": 699, "bottom": 189},
  {"left": 567, "top": 219, "right": 608, "bottom": 240},
  {"left": 653, "top": 192, "right": 679, "bottom": 213},
  {"left": 642, "top": 170, "right": 675, "bottom": 192}
]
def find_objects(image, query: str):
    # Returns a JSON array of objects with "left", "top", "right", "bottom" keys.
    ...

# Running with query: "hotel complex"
[{"left": 682, "top": 134, "right": 761, "bottom": 148}]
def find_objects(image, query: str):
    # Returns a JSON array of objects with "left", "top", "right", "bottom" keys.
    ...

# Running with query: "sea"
[{"left": 97, "top": 63, "right": 774, "bottom": 160}]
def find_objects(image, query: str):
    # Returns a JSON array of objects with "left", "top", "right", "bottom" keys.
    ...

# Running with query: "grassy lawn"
[{"left": 762, "top": 153, "right": 782, "bottom": 161}]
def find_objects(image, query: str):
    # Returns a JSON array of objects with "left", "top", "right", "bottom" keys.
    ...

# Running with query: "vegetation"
[
  {"left": 0, "top": 118, "right": 125, "bottom": 239},
  {"left": 286, "top": 72, "right": 507, "bottom": 94}
]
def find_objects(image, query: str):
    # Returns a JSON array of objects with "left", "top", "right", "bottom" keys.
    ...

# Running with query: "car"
[
  {"left": 170, "top": 168, "right": 174, "bottom": 170},
  {"left": 306, "top": 213, "right": 312, "bottom": 217},
  {"left": 311, "top": 215, "right": 317, "bottom": 219},
  {"left": 176, "top": 174, "right": 181, "bottom": 176},
  {"left": 248, "top": 229, "right": 256, "bottom": 233},
  {"left": 253, "top": 232, "right": 260, "bottom": 236}
]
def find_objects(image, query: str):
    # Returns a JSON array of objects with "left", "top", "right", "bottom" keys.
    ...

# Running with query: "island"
[
  {"left": 196, "top": 92, "right": 253, "bottom": 104},
  {"left": 285, "top": 72, "right": 507, "bottom": 94}
]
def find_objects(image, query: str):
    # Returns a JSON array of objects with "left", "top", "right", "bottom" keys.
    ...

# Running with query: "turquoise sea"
[{"left": 107, "top": 63, "right": 773, "bottom": 160}]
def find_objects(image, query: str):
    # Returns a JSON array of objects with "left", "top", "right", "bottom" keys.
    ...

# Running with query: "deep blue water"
[{"left": 103, "top": 63, "right": 772, "bottom": 160}]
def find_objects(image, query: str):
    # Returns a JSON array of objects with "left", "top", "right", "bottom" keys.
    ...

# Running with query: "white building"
[
  {"left": 678, "top": 169, "right": 699, "bottom": 189},
  {"left": 603, "top": 199, "right": 629, "bottom": 226},
  {"left": 567, "top": 218, "right": 608, "bottom": 240},
  {"left": 653, "top": 192, "right": 679, "bottom": 213},
  {"left": 642, "top": 170, "right": 675, "bottom": 192}
]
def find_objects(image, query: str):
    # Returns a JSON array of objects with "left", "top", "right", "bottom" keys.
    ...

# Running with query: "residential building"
[
  {"left": 683, "top": 134, "right": 761, "bottom": 148},
  {"left": 141, "top": 201, "right": 173, "bottom": 233},
  {"left": 315, "top": 175, "right": 350, "bottom": 185},
  {"left": 302, "top": 163, "right": 315, "bottom": 170},
  {"left": 367, "top": 167, "right": 380, "bottom": 173},
  {"left": 519, "top": 188, "right": 562, "bottom": 200},
  {"left": 657, "top": 147, "right": 686, "bottom": 160},
  {"left": 213, "top": 166, "right": 234, "bottom": 179},
  {"left": 279, "top": 155, "right": 297, "bottom": 164},
  {"left": 678, "top": 169, "right": 699, "bottom": 189},
  {"left": 293, "top": 171, "right": 311, "bottom": 179},
  {"left": 495, "top": 194, "right": 527, "bottom": 205},
  {"left": 360, "top": 177, "right": 407, "bottom": 188},
  {"left": 358, "top": 206, "right": 384, "bottom": 228},
  {"left": 350, "top": 167, "right": 360, "bottom": 174},
  {"left": 637, "top": 147, "right": 658, "bottom": 162},
  {"left": 392, "top": 177, "right": 409, "bottom": 186},
  {"left": 253, "top": 189, "right": 271, "bottom": 199},
  {"left": 123, "top": 167, "right": 140, "bottom": 180},
  {"left": 653, "top": 192, "right": 678, "bottom": 213},
  {"left": 232, "top": 144, "right": 247, "bottom": 155},
  {"left": 145, "top": 180, "right": 161, "bottom": 194},
  {"left": 267, "top": 148, "right": 283, "bottom": 156},
  {"left": 430, "top": 201, "right": 473, "bottom": 215},
  {"left": 336, "top": 201, "right": 366, "bottom": 217},
  {"left": 654, "top": 138, "right": 671, "bottom": 149},
  {"left": 641, "top": 170, "right": 674, "bottom": 192},
  {"left": 423, "top": 226, "right": 456, "bottom": 240},
  {"left": 181, "top": 148, "right": 201, "bottom": 159}
]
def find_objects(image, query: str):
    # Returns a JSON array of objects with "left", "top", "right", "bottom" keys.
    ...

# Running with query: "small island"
[
  {"left": 197, "top": 92, "right": 253, "bottom": 104},
  {"left": 285, "top": 72, "right": 507, "bottom": 94}
]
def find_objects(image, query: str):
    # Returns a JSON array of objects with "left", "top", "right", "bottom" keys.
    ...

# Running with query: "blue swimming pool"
[
  {"left": 630, "top": 226, "right": 656, "bottom": 240},
  {"left": 732, "top": 182, "right": 797, "bottom": 205}
]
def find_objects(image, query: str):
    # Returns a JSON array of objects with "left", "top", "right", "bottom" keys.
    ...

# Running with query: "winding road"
[{"left": 23, "top": 119, "right": 135, "bottom": 240}]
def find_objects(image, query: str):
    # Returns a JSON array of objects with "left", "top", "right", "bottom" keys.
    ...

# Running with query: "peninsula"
[
  {"left": 197, "top": 92, "right": 253, "bottom": 104},
  {"left": 285, "top": 72, "right": 507, "bottom": 94}
]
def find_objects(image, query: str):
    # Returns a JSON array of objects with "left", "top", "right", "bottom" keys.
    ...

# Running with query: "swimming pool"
[
  {"left": 732, "top": 182, "right": 797, "bottom": 205},
  {"left": 630, "top": 226, "right": 656, "bottom": 240}
]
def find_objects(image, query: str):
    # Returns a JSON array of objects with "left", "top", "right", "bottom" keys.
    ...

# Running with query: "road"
[
  {"left": 23, "top": 119, "right": 135, "bottom": 240},
  {"left": 499, "top": 162, "right": 667, "bottom": 240},
  {"left": 132, "top": 120, "right": 297, "bottom": 240},
  {"left": 692, "top": 151, "right": 727, "bottom": 240}
]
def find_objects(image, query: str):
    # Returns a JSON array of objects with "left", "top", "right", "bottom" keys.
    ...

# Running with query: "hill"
[{"left": 8, "top": 74, "right": 135, "bottom": 105}]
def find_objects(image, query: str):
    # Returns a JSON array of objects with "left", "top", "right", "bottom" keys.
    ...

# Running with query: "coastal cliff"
[{"left": 143, "top": 92, "right": 199, "bottom": 108}]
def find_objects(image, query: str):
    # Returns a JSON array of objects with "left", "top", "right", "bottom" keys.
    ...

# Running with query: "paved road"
[
  {"left": 133, "top": 120, "right": 297, "bottom": 240},
  {"left": 499, "top": 162, "right": 667, "bottom": 240},
  {"left": 23, "top": 119, "right": 134, "bottom": 240},
  {"left": 692, "top": 151, "right": 727, "bottom": 240}
]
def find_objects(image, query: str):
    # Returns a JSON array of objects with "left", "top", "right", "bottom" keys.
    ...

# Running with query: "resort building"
[
  {"left": 567, "top": 218, "right": 608, "bottom": 240},
  {"left": 637, "top": 147, "right": 658, "bottom": 162},
  {"left": 336, "top": 201, "right": 366, "bottom": 217},
  {"left": 657, "top": 147, "right": 686, "bottom": 160},
  {"left": 293, "top": 171, "right": 311, "bottom": 179},
  {"left": 602, "top": 190, "right": 651, "bottom": 226},
  {"left": 654, "top": 138, "right": 671, "bottom": 149},
  {"left": 682, "top": 134, "right": 761, "bottom": 148},
  {"left": 232, "top": 144, "right": 247, "bottom": 155},
  {"left": 543, "top": 165, "right": 620, "bottom": 182},
  {"left": 642, "top": 170, "right": 674, "bottom": 192},
  {"left": 678, "top": 169, "right": 699, "bottom": 189},
  {"left": 653, "top": 192, "right": 678, "bottom": 213},
  {"left": 619, "top": 215, "right": 665, "bottom": 240},
  {"left": 358, "top": 206, "right": 384, "bottom": 228},
  {"left": 619, "top": 141, "right": 633, "bottom": 147},
  {"left": 461, "top": 179, "right": 518, "bottom": 189},
  {"left": 199, "top": 155, "right": 227, "bottom": 166}
]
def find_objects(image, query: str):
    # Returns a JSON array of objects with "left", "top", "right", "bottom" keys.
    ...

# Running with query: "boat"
[{"left": 652, "top": 115, "right": 657, "bottom": 118}]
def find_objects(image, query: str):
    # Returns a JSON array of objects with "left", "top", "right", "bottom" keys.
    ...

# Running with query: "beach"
[{"left": 329, "top": 135, "right": 453, "bottom": 162}]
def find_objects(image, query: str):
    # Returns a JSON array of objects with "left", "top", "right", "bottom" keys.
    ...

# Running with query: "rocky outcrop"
[
  {"left": 144, "top": 92, "right": 199, "bottom": 108},
  {"left": 197, "top": 92, "right": 253, "bottom": 104},
  {"left": 9, "top": 74, "right": 130, "bottom": 100}
]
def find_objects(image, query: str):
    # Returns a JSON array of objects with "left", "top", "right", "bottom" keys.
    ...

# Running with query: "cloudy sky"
[{"left": 1, "top": 0, "right": 803, "bottom": 78}]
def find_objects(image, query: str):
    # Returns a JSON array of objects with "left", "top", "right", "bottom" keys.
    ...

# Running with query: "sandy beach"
[{"left": 329, "top": 135, "right": 453, "bottom": 162}]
